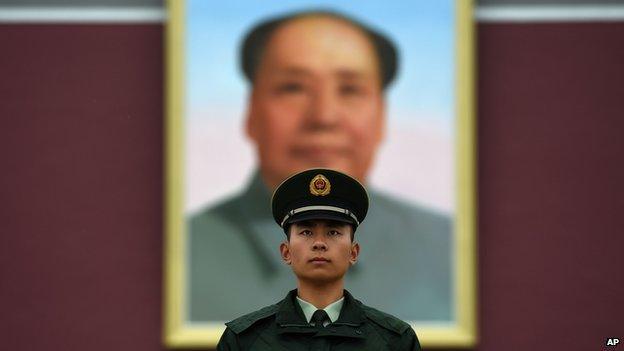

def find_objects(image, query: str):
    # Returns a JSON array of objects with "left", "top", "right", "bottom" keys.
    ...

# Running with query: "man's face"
[
  {"left": 280, "top": 219, "right": 359, "bottom": 284},
  {"left": 246, "top": 16, "right": 385, "bottom": 189}
]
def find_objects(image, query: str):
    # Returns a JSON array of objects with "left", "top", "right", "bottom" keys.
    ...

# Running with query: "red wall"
[
  {"left": 477, "top": 22, "right": 624, "bottom": 351},
  {"left": 0, "top": 25, "right": 164, "bottom": 350},
  {"left": 1, "top": 22, "right": 623, "bottom": 350}
]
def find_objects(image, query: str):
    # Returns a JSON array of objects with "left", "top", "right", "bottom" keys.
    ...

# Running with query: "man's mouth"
[
  {"left": 309, "top": 257, "right": 330, "bottom": 263},
  {"left": 291, "top": 146, "right": 349, "bottom": 160}
]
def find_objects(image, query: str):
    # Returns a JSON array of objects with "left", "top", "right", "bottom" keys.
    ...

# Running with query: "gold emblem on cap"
[{"left": 309, "top": 174, "right": 331, "bottom": 196}]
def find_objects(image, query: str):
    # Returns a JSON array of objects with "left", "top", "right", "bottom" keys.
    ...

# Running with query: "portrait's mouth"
[
  {"left": 309, "top": 257, "right": 331, "bottom": 263},
  {"left": 291, "top": 145, "right": 350, "bottom": 161}
]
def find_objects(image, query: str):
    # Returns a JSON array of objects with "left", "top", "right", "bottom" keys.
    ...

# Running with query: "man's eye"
[
  {"left": 339, "top": 84, "right": 364, "bottom": 96},
  {"left": 299, "top": 230, "right": 313, "bottom": 236},
  {"left": 276, "top": 82, "right": 305, "bottom": 94},
  {"left": 328, "top": 230, "right": 341, "bottom": 236}
]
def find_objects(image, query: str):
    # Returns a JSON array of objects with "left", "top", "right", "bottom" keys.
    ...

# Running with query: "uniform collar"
[
  {"left": 276, "top": 289, "right": 366, "bottom": 327},
  {"left": 296, "top": 295, "right": 344, "bottom": 324}
]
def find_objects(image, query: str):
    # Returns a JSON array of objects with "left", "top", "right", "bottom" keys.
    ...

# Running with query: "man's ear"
[
  {"left": 280, "top": 241, "right": 292, "bottom": 265},
  {"left": 376, "top": 98, "right": 387, "bottom": 144},
  {"left": 349, "top": 242, "right": 360, "bottom": 265},
  {"left": 245, "top": 91, "right": 259, "bottom": 142}
]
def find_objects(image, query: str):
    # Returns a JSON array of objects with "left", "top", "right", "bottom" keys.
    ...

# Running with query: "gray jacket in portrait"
[{"left": 188, "top": 171, "right": 453, "bottom": 322}]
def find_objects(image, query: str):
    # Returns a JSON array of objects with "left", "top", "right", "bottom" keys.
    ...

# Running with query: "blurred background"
[{"left": 1, "top": 0, "right": 623, "bottom": 350}]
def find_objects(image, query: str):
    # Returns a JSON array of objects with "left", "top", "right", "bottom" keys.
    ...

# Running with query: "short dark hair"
[
  {"left": 240, "top": 9, "right": 399, "bottom": 89},
  {"left": 285, "top": 220, "right": 356, "bottom": 242}
]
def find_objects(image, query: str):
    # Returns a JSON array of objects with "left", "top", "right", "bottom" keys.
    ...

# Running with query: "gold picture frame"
[{"left": 164, "top": 0, "right": 476, "bottom": 347}]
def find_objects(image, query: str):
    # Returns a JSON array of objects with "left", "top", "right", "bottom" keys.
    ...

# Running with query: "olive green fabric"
[
  {"left": 189, "top": 171, "right": 452, "bottom": 322},
  {"left": 216, "top": 289, "right": 422, "bottom": 351}
]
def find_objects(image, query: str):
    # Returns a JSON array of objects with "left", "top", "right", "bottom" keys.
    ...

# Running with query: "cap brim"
[{"left": 284, "top": 210, "right": 356, "bottom": 227}]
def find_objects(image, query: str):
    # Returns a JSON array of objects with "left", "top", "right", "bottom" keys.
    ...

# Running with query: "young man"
[{"left": 217, "top": 168, "right": 421, "bottom": 350}]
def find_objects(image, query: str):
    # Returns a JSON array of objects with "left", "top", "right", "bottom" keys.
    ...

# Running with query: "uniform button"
[{"left": 355, "top": 329, "right": 362, "bottom": 335}]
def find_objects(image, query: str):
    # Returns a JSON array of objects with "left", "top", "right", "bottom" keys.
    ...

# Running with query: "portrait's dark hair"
[{"left": 240, "top": 9, "right": 399, "bottom": 90}]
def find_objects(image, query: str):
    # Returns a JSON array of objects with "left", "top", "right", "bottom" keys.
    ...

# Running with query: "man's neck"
[{"left": 296, "top": 279, "right": 345, "bottom": 309}]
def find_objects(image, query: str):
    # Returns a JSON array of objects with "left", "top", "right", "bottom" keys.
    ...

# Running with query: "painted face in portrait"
[{"left": 246, "top": 15, "right": 386, "bottom": 189}]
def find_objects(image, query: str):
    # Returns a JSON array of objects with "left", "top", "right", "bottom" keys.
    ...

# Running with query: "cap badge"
[{"left": 309, "top": 174, "right": 331, "bottom": 196}]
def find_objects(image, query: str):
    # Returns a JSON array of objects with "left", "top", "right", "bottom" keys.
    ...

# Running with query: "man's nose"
[
  {"left": 306, "top": 85, "right": 340, "bottom": 128},
  {"left": 312, "top": 240, "right": 328, "bottom": 251}
]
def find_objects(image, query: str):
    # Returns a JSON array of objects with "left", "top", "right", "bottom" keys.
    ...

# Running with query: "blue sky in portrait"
[{"left": 186, "top": 0, "right": 454, "bottom": 126}]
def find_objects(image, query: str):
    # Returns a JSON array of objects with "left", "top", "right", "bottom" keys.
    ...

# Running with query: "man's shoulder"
[
  {"left": 218, "top": 303, "right": 280, "bottom": 350},
  {"left": 358, "top": 301, "right": 422, "bottom": 349},
  {"left": 359, "top": 303, "right": 411, "bottom": 335},
  {"left": 188, "top": 193, "right": 258, "bottom": 242},
  {"left": 189, "top": 193, "right": 245, "bottom": 225},
  {"left": 369, "top": 189, "right": 451, "bottom": 226},
  {"left": 225, "top": 303, "right": 280, "bottom": 334}
]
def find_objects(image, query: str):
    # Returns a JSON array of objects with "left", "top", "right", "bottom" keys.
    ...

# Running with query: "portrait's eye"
[
  {"left": 275, "top": 82, "right": 305, "bottom": 94},
  {"left": 339, "top": 84, "right": 365, "bottom": 97}
]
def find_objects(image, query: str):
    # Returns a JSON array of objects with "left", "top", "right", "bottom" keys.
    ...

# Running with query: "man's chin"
[
  {"left": 297, "top": 272, "right": 343, "bottom": 285},
  {"left": 263, "top": 162, "right": 361, "bottom": 189},
  {"left": 285, "top": 162, "right": 357, "bottom": 179}
]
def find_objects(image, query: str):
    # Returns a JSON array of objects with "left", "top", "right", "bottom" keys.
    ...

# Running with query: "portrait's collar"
[
  {"left": 239, "top": 170, "right": 273, "bottom": 220},
  {"left": 227, "top": 170, "right": 283, "bottom": 277}
]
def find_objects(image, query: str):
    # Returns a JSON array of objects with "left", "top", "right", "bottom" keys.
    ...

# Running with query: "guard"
[{"left": 217, "top": 168, "right": 422, "bottom": 350}]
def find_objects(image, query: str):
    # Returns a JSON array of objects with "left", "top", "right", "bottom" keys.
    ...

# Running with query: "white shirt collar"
[{"left": 296, "top": 295, "right": 344, "bottom": 324}]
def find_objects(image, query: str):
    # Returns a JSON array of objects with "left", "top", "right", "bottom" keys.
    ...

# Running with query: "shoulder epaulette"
[
  {"left": 225, "top": 304, "right": 279, "bottom": 334},
  {"left": 362, "top": 305, "right": 411, "bottom": 335}
]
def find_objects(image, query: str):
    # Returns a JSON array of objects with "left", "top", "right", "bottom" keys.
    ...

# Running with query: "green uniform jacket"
[{"left": 217, "top": 289, "right": 421, "bottom": 351}]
